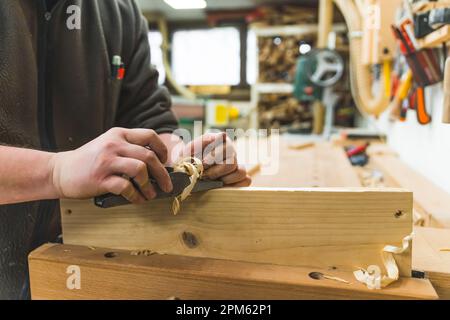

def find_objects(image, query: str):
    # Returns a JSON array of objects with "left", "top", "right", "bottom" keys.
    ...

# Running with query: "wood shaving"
[
  {"left": 323, "top": 275, "right": 351, "bottom": 284},
  {"left": 354, "top": 233, "right": 413, "bottom": 289},
  {"left": 130, "top": 250, "right": 158, "bottom": 256},
  {"left": 288, "top": 142, "right": 315, "bottom": 151},
  {"left": 172, "top": 157, "right": 204, "bottom": 215}
]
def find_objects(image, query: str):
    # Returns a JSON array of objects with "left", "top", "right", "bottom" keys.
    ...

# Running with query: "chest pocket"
[
  {"left": 106, "top": 56, "right": 125, "bottom": 128},
  {"left": 109, "top": 78, "right": 122, "bottom": 109},
  {"left": 105, "top": 78, "right": 123, "bottom": 129}
]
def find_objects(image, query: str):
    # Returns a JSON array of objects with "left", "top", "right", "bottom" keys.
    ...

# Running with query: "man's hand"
[
  {"left": 182, "top": 132, "right": 252, "bottom": 187},
  {"left": 50, "top": 128, "right": 173, "bottom": 203}
]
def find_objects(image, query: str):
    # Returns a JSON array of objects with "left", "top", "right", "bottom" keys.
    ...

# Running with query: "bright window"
[
  {"left": 172, "top": 27, "right": 241, "bottom": 86},
  {"left": 246, "top": 29, "right": 258, "bottom": 85},
  {"left": 148, "top": 31, "right": 166, "bottom": 85}
]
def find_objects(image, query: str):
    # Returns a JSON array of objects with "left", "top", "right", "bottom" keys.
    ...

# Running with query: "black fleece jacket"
[{"left": 0, "top": 0, "right": 178, "bottom": 299}]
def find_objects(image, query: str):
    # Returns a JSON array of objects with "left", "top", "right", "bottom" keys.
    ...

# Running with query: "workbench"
[{"left": 28, "top": 136, "right": 450, "bottom": 300}]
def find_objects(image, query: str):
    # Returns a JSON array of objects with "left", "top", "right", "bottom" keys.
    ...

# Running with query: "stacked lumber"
[
  {"left": 249, "top": 6, "right": 317, "bottom": 27},
  {"left": 258, "top": 34, "right": 314, "bottom": 83},
  {"left": 258, "top": 93, "right": 312, "bottom": 131}
]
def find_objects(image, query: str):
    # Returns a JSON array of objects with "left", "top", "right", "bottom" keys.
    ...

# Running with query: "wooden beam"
[
  {"left": 61, "top": 188, "right": 413, "bottom": 276},
  {"left": 413, "top": 227, "right": 450, "bottom": 299},
  {"left": 29, "top": 244, "right": 437, "bottom": 300},
  {"left": 318, "top": 0, "right": 333, "bottom": 49}
]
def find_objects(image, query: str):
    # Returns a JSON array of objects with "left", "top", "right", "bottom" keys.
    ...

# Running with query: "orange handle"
[{"left": 416, "top": 87, "right": 432, "bottom": 125}]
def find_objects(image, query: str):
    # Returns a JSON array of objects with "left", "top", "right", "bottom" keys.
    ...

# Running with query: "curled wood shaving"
[
  {"left": 354, "top": 233, "right": 413, "bottom": 289},
  {"left": 171, "top": 157, "right": 204, "bottom": 215}
]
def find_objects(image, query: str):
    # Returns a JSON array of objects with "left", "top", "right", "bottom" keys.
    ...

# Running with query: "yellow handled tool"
[
  {"left": 383, "top": 60, "right": 392, "bottom": 98},
  {"left": 389, "top": 69, "right": 413, "bottom": 120}
]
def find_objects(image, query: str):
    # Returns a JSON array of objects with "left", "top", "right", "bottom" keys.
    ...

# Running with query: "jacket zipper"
[{"left": 38, "top": 0, "right": 56, "bottom": 151}]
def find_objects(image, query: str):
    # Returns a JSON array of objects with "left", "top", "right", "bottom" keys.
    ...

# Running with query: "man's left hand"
[{"left": 181, "top": 133, "right": 251, "bottom": 187}]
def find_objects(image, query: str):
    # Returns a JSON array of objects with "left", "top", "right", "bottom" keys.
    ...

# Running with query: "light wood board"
[
  {"left": 413, "top": 227, "right": 450, "bottom": 299},
  {"left": 61, "top": 188, "right": 413, "bottom": 276},
  {"left": 29, "top": 244, "right": 437, "bottom": 300}
]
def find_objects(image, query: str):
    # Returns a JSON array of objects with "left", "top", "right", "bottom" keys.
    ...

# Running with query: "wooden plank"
[
  {"left": 371, "top": 153, "right": 450, "bottom": 227},
  {"left": 29, "top": 244, "right": 437, "bottom": 300},
  {"left": 413, "top": 227, "right": 450, "bottom": 299},
  {"left": 61, "top": 188, "right": 413, "bottom": 276}
]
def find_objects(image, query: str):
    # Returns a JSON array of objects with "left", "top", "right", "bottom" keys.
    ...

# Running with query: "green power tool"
[{"left": 293, "top": 49, "right": 344, "bottom": 102}]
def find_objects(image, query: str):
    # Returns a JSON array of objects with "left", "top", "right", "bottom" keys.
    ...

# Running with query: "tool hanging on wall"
[
  {"left": 389, "top": 69, "right": 413, "bottom": 120},
  {"left": 389, "top": 12, "right": 443, "bottom": 125},
  {"left": 413, "top": 2, "right": 450, "bottom": 39},
  {"left": 415, "top": 86, "right": 432, "bottom": 124},
  {"left": 391, "top": 22, "right": 442, "bottom": 87}
]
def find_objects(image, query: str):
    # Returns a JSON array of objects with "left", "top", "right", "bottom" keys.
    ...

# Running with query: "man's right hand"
[{"left": 50, "top": 128, "right": 173, "bottom": 204}]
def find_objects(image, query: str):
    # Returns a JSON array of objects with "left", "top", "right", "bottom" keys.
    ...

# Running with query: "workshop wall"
[{"left": 378, "top": 84, "right": 450, "bottom": 194}]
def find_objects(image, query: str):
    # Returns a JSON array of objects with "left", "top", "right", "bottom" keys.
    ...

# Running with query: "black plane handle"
[{"left": 94, "top": 171, "right": 190, "bottom": 209}]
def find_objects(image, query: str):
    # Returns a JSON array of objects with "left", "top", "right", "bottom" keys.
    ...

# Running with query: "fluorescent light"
[{"left": 164, "top": 0, "right": 207, "bottom": 9}]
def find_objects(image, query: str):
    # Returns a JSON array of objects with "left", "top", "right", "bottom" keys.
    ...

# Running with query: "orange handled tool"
[{"left": 416, "top": 87, "right": 432, "bottom": 125}]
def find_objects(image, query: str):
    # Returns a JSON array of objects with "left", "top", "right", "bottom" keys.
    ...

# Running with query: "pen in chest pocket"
[{"left": 111, "top": 55, "right": 126, "bottom": 80}]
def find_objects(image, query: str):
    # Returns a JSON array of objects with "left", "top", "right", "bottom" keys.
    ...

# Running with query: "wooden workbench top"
[
  {"left": 29, "top": 243, "right": 437, "bottom": 300},
  {"left": 237, "top": 137, "right": 361, "bottom": 188},
  {"left": 414, "top": 227, "right": 450, "bottom": 299}
]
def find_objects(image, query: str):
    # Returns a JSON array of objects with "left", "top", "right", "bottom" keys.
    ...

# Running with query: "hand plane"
[{"left": 94, "top": 167, "right": 223, "bottom": 209}]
